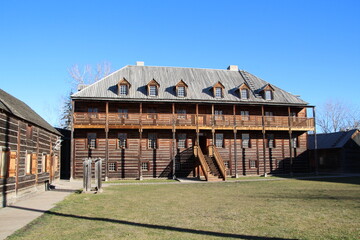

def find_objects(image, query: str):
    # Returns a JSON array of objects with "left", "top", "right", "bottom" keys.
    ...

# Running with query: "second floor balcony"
[{"left": 73, "top": 112, "right": 315, "bottom": 131}]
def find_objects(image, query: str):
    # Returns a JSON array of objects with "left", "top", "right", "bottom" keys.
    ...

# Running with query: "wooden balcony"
[{"left": 73, "top": 112, "right": 315, "bottom": 131}]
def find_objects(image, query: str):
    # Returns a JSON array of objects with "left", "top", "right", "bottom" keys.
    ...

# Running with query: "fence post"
[
  {"left": 83, "top": 158, "right": 92, "bottom": 192},
  {"left": 95, "top": 158, "right": 102, "bottom": 192}
]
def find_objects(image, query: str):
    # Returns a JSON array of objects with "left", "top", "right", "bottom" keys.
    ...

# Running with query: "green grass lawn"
[{"left": 8, "top": 177, "right": 360, "bottom": 240}]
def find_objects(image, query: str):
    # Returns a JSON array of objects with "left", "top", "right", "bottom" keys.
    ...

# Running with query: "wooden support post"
[
  {"left": 196, "top": 104, "right": 199, "bottom": 145},
  {"left": 105, "top": 101, "right": 109, "bottom": 181},
  {"left": 172, "top": 103, "right": 176, "bottom": 179},
  {"left": 16, "top": 120, "right": 20, "bottom": 195},
  {"left": 288, "top": 106, "right": 293, "bottom": 176},
  {"left": 313, "top": 107, "right": 318, "bottom": 175},
  {"left": 35, "top": 128, "right": 39, "bottom": 185},
  {"left": 233, "top": 104, "right": 238, "bottom": 178},
  {"left": 211, "top": 104, "right": 215, "bottom": 145},
  {"left": 261, "top": 105, "right": 267, "bottom": 177},
  {"left": 138, "top": 103, "right": 143, "bottom": 180},
  {"left": 70, "top": 100, "right": 75, "bottom": 180}
]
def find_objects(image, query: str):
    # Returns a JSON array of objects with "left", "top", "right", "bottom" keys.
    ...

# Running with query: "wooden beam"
[
  {"left": 313, "top": 106, "right": 318, "bottom": 175},
  {"left": 211, "top": 104, "right": 215, "bottom": 144},
  {"left": 288, "top": 106, "right": 293, "bottom": 176},
  {"left": 70, "top": 100, "right": 75, "bottom": 180},
  {"left": 105, "top": 101, "right": 109, "bottom": 181},
  {"left": 261, "top": 105, "right": 267, "bottom": 176}
]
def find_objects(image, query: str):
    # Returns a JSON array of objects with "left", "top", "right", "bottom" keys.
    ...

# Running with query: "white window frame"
[
  {"left": 241, "top": 111, "right": 249, "bottom": 121},
  {"left": 267, "top": 134, "right": 275, "bottom": 148},
  {"left": 241, "top": 89, "right": 249, "bottom": 99},
  {"left": 119, "top": 84, "right": 128, "bottom": 95},
  {"left": 108, "top": 162, "right": 116, "bottom": 172},
  {"left": 215, "top": 87, "right": 222, "bottom": 98},
  {"left": 242, "top": 133, "right": 250, "bottom": 148},
  {"left": 214, "top": 110, "right": 223, "bottom": 120},
  {"left": 148, "top": 133, "right": 157, "bottom": 149},
  {"left": 177, "top": 109, "right": 186, "bottom": 119},
  {"left": 149, "top": 85, "right": 157, "bottom": 96},
  {"left": 177, "top": 86, "right": 185, "bottom": 97},
  {"left": 87, "top": 133, "right": 97, "bottom": 149},
  {"left": 118, "top": 133, "right": 127, "bottom": 149},
  {"left": 178, "top": 133, "right": 186, "bottom": 149},
  {"left": 292, "top": 137, "right": 298, "bottom": 148},
  {"left": 265, "top": 90, "right": 273, "bottom": 100},
  {"left": 215, "top": 133, "right": 224, "bottom": 148},
  {"left": 141, "top": 162, "right": 149, "bottom": 171}
]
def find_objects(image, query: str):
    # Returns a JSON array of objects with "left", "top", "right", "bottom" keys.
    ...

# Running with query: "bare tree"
[
  {"left": 317, "top": 99, "right": 360, "bottom": 133},
  {"left": 59, "top": 62, "right": 111, "bottom": 129}
]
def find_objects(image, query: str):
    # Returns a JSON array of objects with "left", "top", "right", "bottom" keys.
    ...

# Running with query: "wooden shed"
[
  {"left": 0, "top": 89, "right": 61, "bottom": 206},
  {"left": 308, "top": 129, "right": 360, "bottom": 173}
]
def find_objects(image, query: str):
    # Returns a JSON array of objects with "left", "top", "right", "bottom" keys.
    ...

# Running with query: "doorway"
[{"left": 199, "top": 135, "right": 207, "bottom": 154}]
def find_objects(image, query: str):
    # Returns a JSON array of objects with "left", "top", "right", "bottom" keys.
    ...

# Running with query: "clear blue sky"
[{"left": 1, "top": 0, "right": 359, "bottom": 126}]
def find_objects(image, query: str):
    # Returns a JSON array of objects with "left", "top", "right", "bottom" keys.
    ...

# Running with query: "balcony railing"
[{"left": 73, "top": 112, "right": 314, "bottom": 129}]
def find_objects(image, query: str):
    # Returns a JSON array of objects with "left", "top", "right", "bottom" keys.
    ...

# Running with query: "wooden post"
[
  {"left": 313, "top": 107, "right": 318, "bottom": 175},
  {"left": 16, "top": 120, "right": 20, "bottom": 195},
  {"left": 211, "top": 104, "right": 215, "bottom": 145},
  {"left": 233, "top": 104, "right": 238, "bottom": 178},
  {"left": 288, "top": 106, "right": 293, "bottom": 176},
  {"left": 70, "top": 100, "right": 75, "bottom": 180},
  {"left": 35, "top": 128, "right": 39, "bottom": 184},
  {"left": 261, "top": 105, "right": 267, "bottom": 177},
  {"left": 105, "top": 101, "right": 109, "bottom": 181},
  {"left": 138, "top": 103, "right": 143, "bottom": 180},
  {"left": 172, "top": 103, "right": 176, "bottom": 179},
  {"left": 196, "top": 104, "right": 199, "bottom": 145}
]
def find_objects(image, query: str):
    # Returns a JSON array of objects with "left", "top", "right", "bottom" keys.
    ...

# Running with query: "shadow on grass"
[
  {"left": 272, "top": 174, "right": 360, "bottom": 185},
  {"left": 9, "top": 206, "right": 297, "bottom": 240}
]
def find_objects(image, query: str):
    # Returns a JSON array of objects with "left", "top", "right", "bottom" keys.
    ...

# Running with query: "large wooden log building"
[
  {"left": 0, "top": 89, "right": 61, "bottom": 206},
  {"left": 71, "top": 62, "right": 315, "bottom": 181}
]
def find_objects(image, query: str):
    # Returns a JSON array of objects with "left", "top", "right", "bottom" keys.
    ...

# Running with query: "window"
[
  {"left": 177, "top": 86, "right": 185, "bottom": 97},
  {"left": 119, "top": 84, "right": 128, "bottom": 95},
  {"left": 141, "top": 162, "right": 149, "bottom": 171},
  {"left": 242, "top": 133, "right": 250, "bottom": 148},
  {"left": 147, "top": 108, "right": 157, "bottom": 119},
  {"left": 88, "top": 108, "right": 98, "bottom": 113},
  {"left": 26, "top": 153, "right": 32, "bottom": 175},
  {"left": 148, "top": 133, "right": 157, "bottom": 149},
  {"left": 108, "top": 162, "right": 116, "bottom": 172},
  {"left": 87, "top": 133, "right": 97, "bottom": 149},
  {"left": 178, "top": 133, "right": 186, "bottom": 148},
  {"left": 149, "top": 85, "right": 157, "bottom": 96},
  {"left": 214, "top": 110, "right": 223, "bottom": 120},
  {"left": 215, "top": 133, "right": 224, "bottom": 148},
  {"left": 249, "top": 160, "right": 257, "bottom": 168},
  {"left": 292, "top": 137, "right": 298, "bottom": 148},
  {"left": 0, "top": 149, "right": 8, "bottom": 178},
  {"left": 41, "top": 153, "right": 46, "bottom": 173},
  {"left": 267, "top": 134, "right": 275, "bottom": 148},
  {"left": 241, "top": 111, "right": 249, "bottom": 121},
  {"left": 177, "top": 109, "right": 186, "bottom": 119},
  {"left": 240, "top": 89, "right": 249, "bottom": 99},
  {"left": 290, "top": 112, "right": 297, "bottom": 117},
  {"left": 118, "top": 133, "right": 127, "bottom": 149},
  {"left": 224, "top": 161, "right": 229, "bottom": 169},
  {"left": 265, "top": 111, "right": 273, "bottom": 121},
  {"left": 118, "top": 108, "right": 128, "bottom": 119},
  {"left": 265, "top": 90, "right": 273, "bottom": 100},
  {"left": 215, "top": 87, "right": 222, "bottom": 98}
]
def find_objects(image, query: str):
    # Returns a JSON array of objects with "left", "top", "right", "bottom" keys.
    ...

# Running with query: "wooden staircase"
[{"left": 194, "top": 145, "right": 226, "bottom": 181}]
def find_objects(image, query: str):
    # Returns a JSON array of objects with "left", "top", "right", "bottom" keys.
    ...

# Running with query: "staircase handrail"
[
  {"left": 209, "top": 145, "right": 226, "bottom": 181},
  {"left": 194, "top": 145, "right": 209, "bottom": 181}
]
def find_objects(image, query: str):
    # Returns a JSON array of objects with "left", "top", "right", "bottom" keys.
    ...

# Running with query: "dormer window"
[
  {"left": 147, "top": 79, "right": 160, "bottom": 97},
  {"left": 117, "top": 77, "right": 131, "bottom": 96},
  {"left": 262, "top": 84, "right": 274, "bottom": 100},
  {"left": 265, "top": 90, "right": 272, "bottom": 100},
  {"left": 241, "top": 89, "right": 249, "bottom": 99},
  {"left": 239, "top": 83, "right": 250, "bottom": 100},
  {"left": 213, "top": 81, "right": 225, "bottom": 98},
  {"left": 149, "top": 85, "right": 157, "bottom": 96},
  {"left": 175, "top": 80, "right": 188, "bottom": 97},
  {"left": 119, "top": 85, "right": 128, "bottom": 95},
  {"left": 177, "top": 86, "right": 185, "bottom": 97},
  {"left": 215, "top": 87, "right": 222, "bottom": 98}
]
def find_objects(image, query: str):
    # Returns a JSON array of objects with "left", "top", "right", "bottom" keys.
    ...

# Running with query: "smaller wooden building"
[
  {"left": 308, "top": 129, "right": 360, "bottom": 173},
  {"left": 0, "top": 89, "right": 61, "bottom": 206}
]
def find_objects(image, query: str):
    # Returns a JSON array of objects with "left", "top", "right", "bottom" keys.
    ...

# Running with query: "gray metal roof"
[
  {"left": 72, "top": 65, "right": 308, "bottom": 106},
  {"left": 0, "top": 89, "right": 60, "bottom": 135},
  {"left": 308, "top": 129, "right": 358, "bottom": 150}
]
